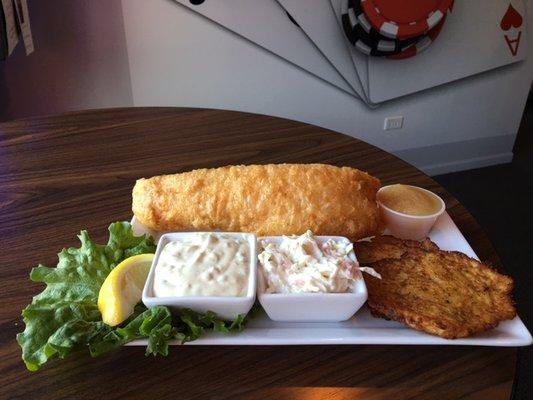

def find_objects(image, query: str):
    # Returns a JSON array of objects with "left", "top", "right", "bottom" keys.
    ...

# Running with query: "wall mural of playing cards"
[
  {"left": 172, "top": 0, "right": 358, "bottom": 97},
  {"left": 173, "top": 0, "right": 528, "bottom": 106},
  {"left": 501, "top": 3, "right": 524, "bottom": 56},
  {"left": 366, "top": 0, "right": 528, "bottom": 103},
  {"left": 277, "top": 0, "right": 370, "bottom": 102}
]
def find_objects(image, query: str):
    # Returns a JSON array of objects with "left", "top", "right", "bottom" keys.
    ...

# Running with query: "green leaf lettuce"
[{"left": 17, "top": 222, "right": 157, "bottom": 371}]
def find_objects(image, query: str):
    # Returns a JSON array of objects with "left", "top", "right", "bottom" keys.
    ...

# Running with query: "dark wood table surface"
[{"left": 0, "top": 108, "right": 517, "bottom": 400}]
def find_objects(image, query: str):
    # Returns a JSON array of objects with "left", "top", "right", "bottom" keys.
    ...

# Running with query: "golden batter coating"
[{"left": 132, "top": 164, "right": 381, "bottom": 239}]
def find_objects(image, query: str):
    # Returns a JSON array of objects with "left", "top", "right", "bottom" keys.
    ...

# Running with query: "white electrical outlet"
[{"left": 384, "top": 116, "right": 404, "bottom": 130}]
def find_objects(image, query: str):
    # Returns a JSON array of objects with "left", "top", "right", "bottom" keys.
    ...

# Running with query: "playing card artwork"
[
  {"left": 500, "top": 4, "right": 524, "bottom": 56},
  {"left": 277, "top": 0, "right": 368, "bottom": 101},
  {"left": 330, "top": 0, "right": 372, "bottom": 100},
  {"left": 367, "top": 0, "right": 528, "bottom": 103},
  {"left": 171, "top": 0, "right": 528, "bottom": 105},
  {"left": 172, "top": 0, "right": 356, "bottom": 95}
]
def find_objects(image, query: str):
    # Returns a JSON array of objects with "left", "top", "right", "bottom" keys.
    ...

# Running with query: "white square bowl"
[
  {"left": 257, "top": 235, "right": 368, "bottom": 322},
  {"left": 142, "top": 232, "right": 257, "bottom": 321}
]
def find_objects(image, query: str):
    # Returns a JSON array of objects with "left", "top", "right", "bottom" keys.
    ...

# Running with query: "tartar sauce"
[
  {"left": 258, "top": 231, "right": 378, "bottom": 294},
  {"left": 153, "top": 233, "right": 250, "bottom": 297}
]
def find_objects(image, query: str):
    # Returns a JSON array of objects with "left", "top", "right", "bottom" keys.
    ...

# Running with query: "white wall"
[
  {"left": 122, "top": 0, "right": 533, "bottom": 175},
  {"left": 0, "top": 0, "right": 133, "bottom": 121}
]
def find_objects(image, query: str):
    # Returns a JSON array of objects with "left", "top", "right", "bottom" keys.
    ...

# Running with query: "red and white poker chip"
[
  {"left": 387, "top": 13, "right": 446, "bottom": 60},
  {"left": 361, "top": 0, "right": 453, "bottom": 40}
]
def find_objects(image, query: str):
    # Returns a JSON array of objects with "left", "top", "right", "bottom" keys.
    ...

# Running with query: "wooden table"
[{"left": 0, "top": 108, "right": 517, "bottom": 400}]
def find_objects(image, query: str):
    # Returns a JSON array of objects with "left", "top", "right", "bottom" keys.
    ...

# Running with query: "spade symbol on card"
[{"left": 500, "top": 4, "right": 523, "bottom": 56}]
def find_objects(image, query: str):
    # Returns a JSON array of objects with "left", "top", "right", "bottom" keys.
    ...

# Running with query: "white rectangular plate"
[{"left": 129, "top": 212, "right": 532, "bottom": 347}]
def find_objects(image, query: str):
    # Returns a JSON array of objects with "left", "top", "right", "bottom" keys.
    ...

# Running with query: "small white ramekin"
[
  {"left": 377, "top": 185, "right": 445, "bottom": 240},
  {"left": 142, "top": 232, "right": 257, "bottom": 321},
  {"left": 257, "top": 235, "right": 368, "bottom": 322}
]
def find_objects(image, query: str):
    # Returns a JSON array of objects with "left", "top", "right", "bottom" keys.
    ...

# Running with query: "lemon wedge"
[{"left": 98, "top": 253, "right": 154, "bottom": 326}]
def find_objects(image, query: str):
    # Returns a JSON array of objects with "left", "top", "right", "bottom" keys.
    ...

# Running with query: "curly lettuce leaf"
[
  {"left": 17, "top": 222, "right": 156, "bottom": 371},
  {"left": 89, "top": 306, "right": 249, "bottom": 358},
  {"left": 88, "top": 305, "right": 178, "bottom": 357}
]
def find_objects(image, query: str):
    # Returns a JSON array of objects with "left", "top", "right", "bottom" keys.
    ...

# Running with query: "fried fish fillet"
[
  {"left": 132, "top": 164, "right": 381, "bottom": 239},
  {"left": 355, "top": 236, "right": 516, "bottom": 339}
]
